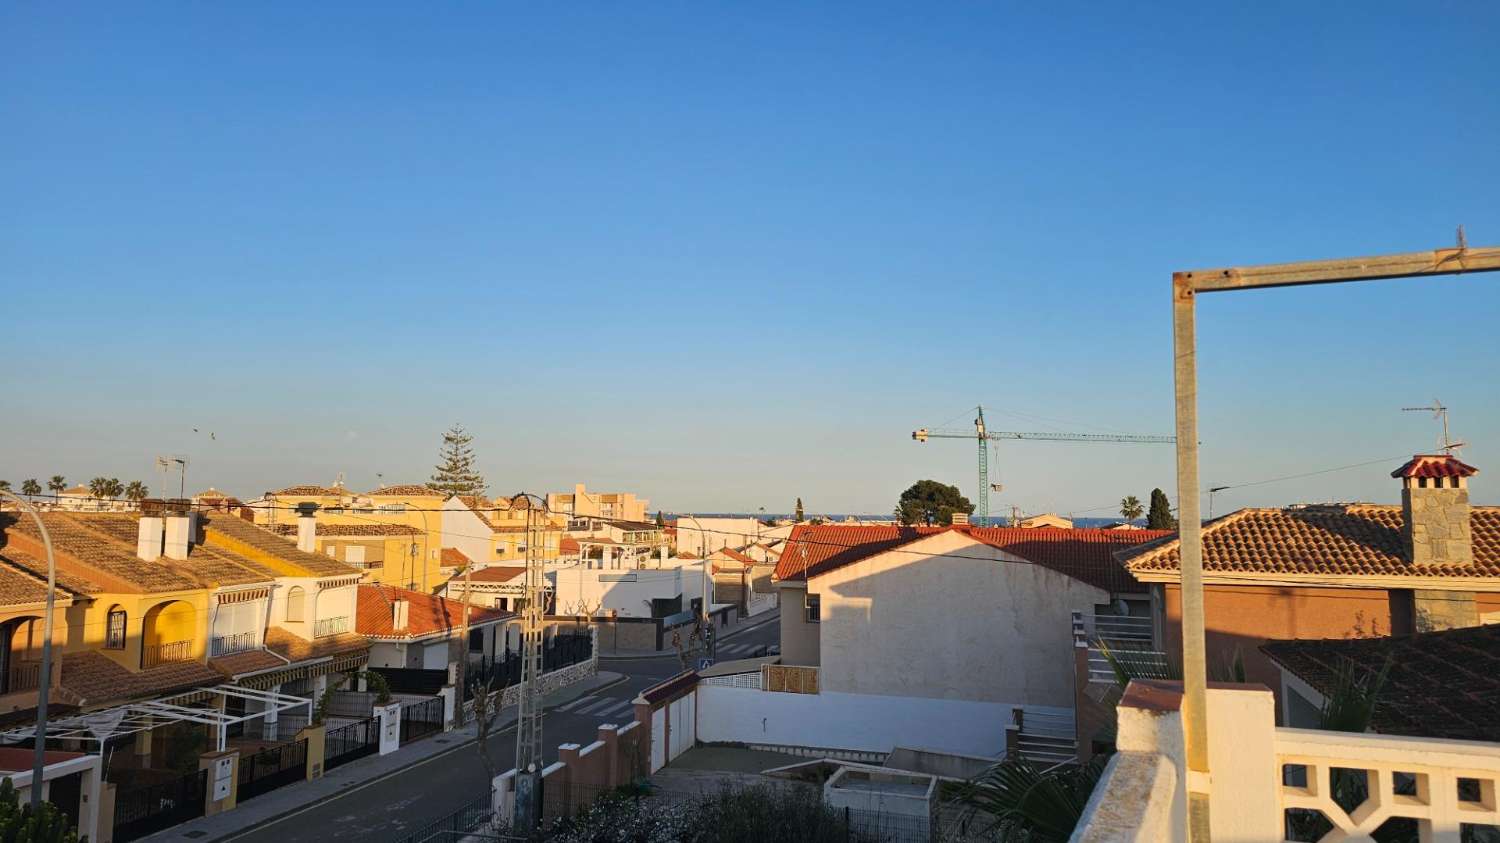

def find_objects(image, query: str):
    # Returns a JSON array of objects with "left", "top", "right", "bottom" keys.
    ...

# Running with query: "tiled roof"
[
  {"left": 773, "top": 525, "right": 946, "bottom": 581},
  {"left": 366, "top": 485, "right": 444, "bottom": 496},
  {"left": 58, "top": 651, "right": 221, "bottom": 709},
  {"left": 1391, "top": 454, "right": 1479, "bottom": 479},
  {"left": 773, "top": 523, "right": 1169, "bottom": 593},
  {"left": 269, "top": 523, "right": 421, "bottom": 537},
  {"left": 200, "top": 512, "right": 363, "bottom": 577},
  {"left": 4, "top": 513, "right": 218, "bottom": 592},
  {"left": 263, "top": 626, "right": 370, "bottom": 662},
  {"left": 441, "top": 547, "right": 473, "bottom": 568},
  {"left": 714, "top": 547, "right": 756, "bottom": 568},
  {"left": 269, "top": 484, "right": 349, "bottom": 497},
  {"left": 560, "top": 537, "right": 581, "bottom": 555},
  {"left": 1117, "top": 505, "right": 1500, "bottom": 581},
  {"left": 210, "top": 649, "right": 288, "bottom": 677},
  {"left": 0, "top": 549, "right": 102, "bottom": 599},
  {"left": 356, "top": 584, "right": 512, "bottom": 640},
  {"left": 452, "top": 495, "right": 498, "bottom": 529},
  {"left": 1262, "top": 625, "right": 1500, "bottom": 742},
  {"left": 463, "top": 566, "right": 526, "bottom": 583},
  {"left": 193, "top": 488, "right": 239, "bottom": 501}
]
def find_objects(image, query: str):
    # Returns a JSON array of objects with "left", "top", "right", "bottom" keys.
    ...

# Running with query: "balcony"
[
  {"left": 210, "top": 631, "right": 259, "bottom": 657},
  {"left": 1071, "top": 680, "right": 1500, "bottom": 842},
  {"left": 314, "top": 616, "right": 350, "bottom": 638},
  {"left": 6, "top": 662, "right": 40, "bottom": 693},
  {"left": 142, "top": 640, "right": 193, "bottom": 668}
]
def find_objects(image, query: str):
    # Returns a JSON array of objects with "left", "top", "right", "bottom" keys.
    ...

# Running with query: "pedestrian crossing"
[
  {"left": 715, "top": 642, "right": 764, "bottom": 656},
  {"left": 554, "top": 694, "right": 636, "bottom": 720}
]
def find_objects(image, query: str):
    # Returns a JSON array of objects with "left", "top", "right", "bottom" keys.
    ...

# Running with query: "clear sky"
[{"left": 3, "top": 3, "right": 1498, "bottom": 517}]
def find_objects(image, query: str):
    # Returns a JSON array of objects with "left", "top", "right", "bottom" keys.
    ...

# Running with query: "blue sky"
[{"left": 3, "top": 3, "right": 1498, "bottom": 516}]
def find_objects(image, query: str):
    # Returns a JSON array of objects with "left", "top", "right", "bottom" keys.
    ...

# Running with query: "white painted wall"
[
  {"left": 810, "top": 531, "right": 1108, "bottom": 707},
  {"left": 442, "top": 497, "right": 494, "bottom": 566},
  {"left": 650, "top": 707, "right": 666, "bottom": 772},
  {"left": 697, "top": 684, "right": 1047, "bottom": 757},
  {"left": 669, "top": 693, "right": 695, "bottom": 760},
  {"left": 675, "top": 518, "right": 766, "bottom": 557},
  {"left": 550, "top": 565, "right": 684, "bottom": 618}
]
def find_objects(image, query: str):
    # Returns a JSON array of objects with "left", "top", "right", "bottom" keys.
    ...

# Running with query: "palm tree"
[
  {"left": 87, "top": 477, "right": 108, "bottom": 501},
  {"left": 1119, "top": 495, "right": 1144, "bottom": 522},
  {"left": 0, "top": 481, "right": 10, "bottom": 493},
  {"left": 20, "top": 479, "right": 41, "bottom": 499},
  {"left": 48, "top": 476, "right": 66, "bottom": 501},
  {"left": 124, "top": 481, "right": 148, "bottom": 506},
  {"left": 103, "top": 478, "right": 124, "bottom": 501}
]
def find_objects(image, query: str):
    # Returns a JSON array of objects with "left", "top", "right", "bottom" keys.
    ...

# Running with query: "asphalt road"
[{"left": 225, "top": 616, "right": 781, "bottom": 843}]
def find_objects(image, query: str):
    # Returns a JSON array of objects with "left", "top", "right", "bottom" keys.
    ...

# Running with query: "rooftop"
[
  {"left": 1117, "top": 504, "right": 1500, "bottom": 582},
  {"left": 1262, "top": 624, "right": 1500, "bottom": 742},
  {"left": 365, "top": 484, "right": 445, "bottom": 497},
  {"left": 356, "top": 583, "right": 512, "bottom": 639},
  {"left": 268, "top": 484, "right": 350, "bottom": 497},
  {"left": 269, "top": 523, "right": 422, "bottom": 537}
]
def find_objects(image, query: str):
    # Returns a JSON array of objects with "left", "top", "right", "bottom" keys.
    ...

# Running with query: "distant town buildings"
[{"left": 545, "top": 484, "right": 649, "bottom": 523}]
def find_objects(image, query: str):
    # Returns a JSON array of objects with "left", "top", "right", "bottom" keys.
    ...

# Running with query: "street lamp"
[{"left": 0, "top": 490, "right": 57, "bottom": 813}]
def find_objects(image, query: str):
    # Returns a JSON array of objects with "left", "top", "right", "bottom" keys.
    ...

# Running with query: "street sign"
[{"left": 697, "top": 658, "right": 713, "bottom": 670}]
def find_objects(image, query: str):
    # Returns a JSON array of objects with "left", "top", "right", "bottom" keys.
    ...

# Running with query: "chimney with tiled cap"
[{"left": 1394, "top": 454, "right": 1478, "bottom": 567}]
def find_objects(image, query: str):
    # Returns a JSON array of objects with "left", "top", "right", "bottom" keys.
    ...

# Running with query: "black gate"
[
  {"left": 113, "top": 769, "right": 207, "bottom": 843},
  {"left": 237, "top": 739, "right": 308, "bottom": 802},
  {"left": 400, "top": 697, "right": 443, "bottom": 744},
  {"left": 325, "top": 716, "right": 379, "bottom": 770}
]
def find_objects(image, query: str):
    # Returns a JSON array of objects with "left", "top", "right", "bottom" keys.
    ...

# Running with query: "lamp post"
[{"left": 0, "top": 490, "right": 57, "bottom": 813}]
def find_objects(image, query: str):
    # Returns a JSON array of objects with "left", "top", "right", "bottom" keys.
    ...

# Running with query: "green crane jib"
[{"left": 911, "top": 405, "right": 1176, "bottom": 526}]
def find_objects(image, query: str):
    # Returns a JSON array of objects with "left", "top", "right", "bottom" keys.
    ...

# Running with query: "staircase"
[{"left": 1008, "top": 707, "right": 1078, "bottom": 766}]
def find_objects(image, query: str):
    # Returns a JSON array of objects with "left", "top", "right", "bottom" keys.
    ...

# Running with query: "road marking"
[
  {"left": 574, "top": 697, "right": 621, "bottom": 715},
  {"left": 555, "top": 695, "right": 595, "bottom": 713},
  {"left": 594, "top": 699, "right": 635, "bottom": 719}
]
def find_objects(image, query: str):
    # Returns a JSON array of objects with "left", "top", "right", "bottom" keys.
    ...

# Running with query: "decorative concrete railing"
[
  {"left": 1069, "top": 680, "right": 1500, "bottom": 843},
  {"left": 315, "top": 616, "right": 351, "bottom": 638},
  {"left": 210, "top": 631, "right": 258, "bottom": 656},
  {"left": 1276, "top": 727, "right": 1500, "bottom": 841}
]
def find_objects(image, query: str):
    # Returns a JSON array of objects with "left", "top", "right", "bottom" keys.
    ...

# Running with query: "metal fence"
[
  {"left": 112, "top": 769, "right": 207, "bottom": 843},
  {"left": 466, "top": 633, "right": 592, "bottom": 699},
  {"left": 397, "top": 793, "right": 509, "bottom": 843},
  {"left": 400, "top": 696, "right": 444, "bottom": 744},
  {"left": 325, "top": 716, "right": 379, "bottom": 770},
  {"left": 237, "top": 738, "right": 308, "bottom": 802}
]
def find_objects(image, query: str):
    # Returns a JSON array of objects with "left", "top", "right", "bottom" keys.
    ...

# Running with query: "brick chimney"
[
  {"left": 392, "top": 598, "right": 409, "bottom": 631},
  {"left": 1393, "top": 454, "right": 1479, "bottom": 567}
]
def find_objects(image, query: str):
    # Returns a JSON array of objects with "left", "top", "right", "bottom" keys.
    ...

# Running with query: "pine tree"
[
  {"left": 427, "top": 425, "right": 486, "bottom": 495},
  {"left": 1147, "top": 488, "right": 1178, "bottom": 530},
  {"left": 794, "top": 497, "right": 805, "bottom": 523}
]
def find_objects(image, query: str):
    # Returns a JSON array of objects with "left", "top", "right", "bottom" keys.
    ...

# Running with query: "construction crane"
[{"left": 912, "top": 405, "right": 1176, "bottom": 525}]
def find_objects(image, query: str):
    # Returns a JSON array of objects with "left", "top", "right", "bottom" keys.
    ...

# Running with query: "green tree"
[
  {"left": 48, "top": 476, "right": 66, "bottom": 501},
  {"left": 1146, "top": 488, "right": 1177, "bottom": 530},
  {"left": 426, "top": 425, "right": 486, "bottom": 495},
  {"left": 87, "top": 477, "right": 108, "bottom": 499},
  {"left": 0, "top": 481, "right": 9, "bottom": 493},
  {"left": 794, "top": 497, "right": 804, "bottom": 523},
  {"left": 124, "top": 480, "right": 149, "bottom": 503},
  {"left": 0, "top": 777, "right": 79, "bottom": 842},
  {"left": 21, "top": 479, "right": 42, "bottom": 499},
  {"left": 894, "top": 480, "right": 974, "bottom": 526},
  {"left": 104, "top": 478, "right": 124, "bottom": 500},
  {"left": 1119, "top": 495, "right": 1144, "bottom": 522}
]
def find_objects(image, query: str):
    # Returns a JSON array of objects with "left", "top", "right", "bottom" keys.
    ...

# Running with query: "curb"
[{"left": 209, "top": 673, "right": 630, "bottom": 842}]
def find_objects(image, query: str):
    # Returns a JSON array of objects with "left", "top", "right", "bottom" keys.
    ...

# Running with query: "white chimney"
[
  {"left": 164, "top": 514, "right": 191, "bottom": 560},
  {"left": 392, "top": 598, "right": 409, "bottom": 631},
  {"left": 137, "top": 516, "right": 164, "bottom": 562},
  {"left": 297, "top": 514, "right": 317, "bottom": 553},
  {"left": 950, "top": 513, "right": 970, "bottom": 526}
]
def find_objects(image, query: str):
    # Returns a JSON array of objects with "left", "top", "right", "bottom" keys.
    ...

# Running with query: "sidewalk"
[
  {"left": 600, "top": 609, "right": 780, "bottom": 660},
  {"left": 148, "top": 671, "right": 626, "bottom": 843}
]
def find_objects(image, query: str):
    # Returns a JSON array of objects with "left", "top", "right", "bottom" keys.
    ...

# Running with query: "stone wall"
[
  {"left": 1402, "top": 485, "right": 1474, "bottom": 566},
  {"left": 498, "top": 633, "right": 599, "bottom": 708}
]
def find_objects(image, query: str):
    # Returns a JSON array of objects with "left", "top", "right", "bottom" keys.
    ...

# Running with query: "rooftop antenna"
[{"left": 1402, "top": 399, "right": 1464, "bottom": 455}]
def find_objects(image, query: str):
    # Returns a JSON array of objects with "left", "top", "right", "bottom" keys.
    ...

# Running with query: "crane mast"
[{"left": 912, "top": 405, "right": 1175, "bottom": 525}]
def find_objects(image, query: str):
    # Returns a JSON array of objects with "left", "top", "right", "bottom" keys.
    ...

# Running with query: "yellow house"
[
  {"left": 442, "top": 495, "right": 563, "bottom": 568},
  {"left": 254, "top": 483, "right": 444, "bottom": 591},
  {"left": 268, "top": 522, "right": 427, "bottom": 589}
]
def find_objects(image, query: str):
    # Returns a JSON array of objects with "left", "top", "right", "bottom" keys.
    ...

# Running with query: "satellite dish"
[{"left": 1113, "top": 598, "right": 1130, "bottom": 617}]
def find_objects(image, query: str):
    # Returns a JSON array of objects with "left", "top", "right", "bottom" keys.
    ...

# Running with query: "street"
[{"left": 223, "top": 616, "right": 780, "bottom": 843}]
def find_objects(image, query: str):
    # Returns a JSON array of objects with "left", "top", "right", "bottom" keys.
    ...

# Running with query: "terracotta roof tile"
[
  {"left": 462, "top": 566, "right": 526, "bottom": 583},
  {"left": 0, "top": 550, "right": 102, "bottom": 599},
  {"left": 1263, "top": 625, "right": 1500, "bottom": 742},
  {"left": 210, "top": 649, "right": 288, "bottom": 677},
  {"left": 715, "top": 547, "right": 756, "bottom": 567},
  {"left": 774, "top": 525, "right": 947, "bottom": 581},
  {"left": 441, "top": 547, "right": 473, "bottom": 568},
  {"left": 1118, "top": 505, "right": 1500, "bottom": 581},
  {"left": 263, "top": 626, "right": 370, "bottom": 662},
  {"left": 4, "top": 513, "right": 205, "bottom": 592},
  {"left": 560, "top": 537, "right": 581, "bottom": 555},
  {"left": 269, "top": 523, "right": 421, "bottom": 537},
  {"left": 58, "top": 651, "right": 221, "bottom": 709},
  {"left": 1391, "top": 454, "right": 1479, "bottom": 479},
  {"left": 365, "top": 485, "right": 444, "bottom": 497},
  {"left": 200, "top": 512, "right": 364, "bottom": 577},
  {"left": 356, "top": 584, "right": 512, "bottom": 639},
  {"left": 269, "top": 484, "right": 350, "bottom": 497}
]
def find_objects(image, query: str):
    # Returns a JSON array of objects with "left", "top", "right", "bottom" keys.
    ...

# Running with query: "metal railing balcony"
[
  {"left": 6, "top": 662, "right": 41, "bottom": 693},
  {"left": 143, "top": 640, "right": 194, "bottom": 668},
  {"left": 210, "top": 632, "right": 259, "bottom": 657},
  {"left": 314, "top": 616, "right": 350, "bottom": 638}
]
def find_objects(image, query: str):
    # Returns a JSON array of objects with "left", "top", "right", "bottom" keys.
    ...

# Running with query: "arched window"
[
  {"left": 287, "top": 587, "right": 306, "bottom": 623},
  {"left": 106, "top": 607, "right": 127, "bottom": 649}
]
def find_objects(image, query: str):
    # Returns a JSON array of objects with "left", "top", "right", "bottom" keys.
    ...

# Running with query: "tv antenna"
[
  {"left": 1401, "top": 399, "right": 1464, "bottom": 455},
  {"left": 155, "top": 455, "right": 189, "bottom": 501}
]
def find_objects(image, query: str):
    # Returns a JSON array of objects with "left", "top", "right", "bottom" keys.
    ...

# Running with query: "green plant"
[
  {"left": 1119, "top": 495, "right": 1143, "bottom": 522},
  {"left": 894, "top": 480, "right": 973, "bottom": 526},
  {"left": 955, "top": 754, "right": 1108, "bottom": 842},
  {"left": 0, "top": 777, "right": 80, "bottom": 842},
  {"left": 361, "top": 670, "right": 393, "bottom": 705}
]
